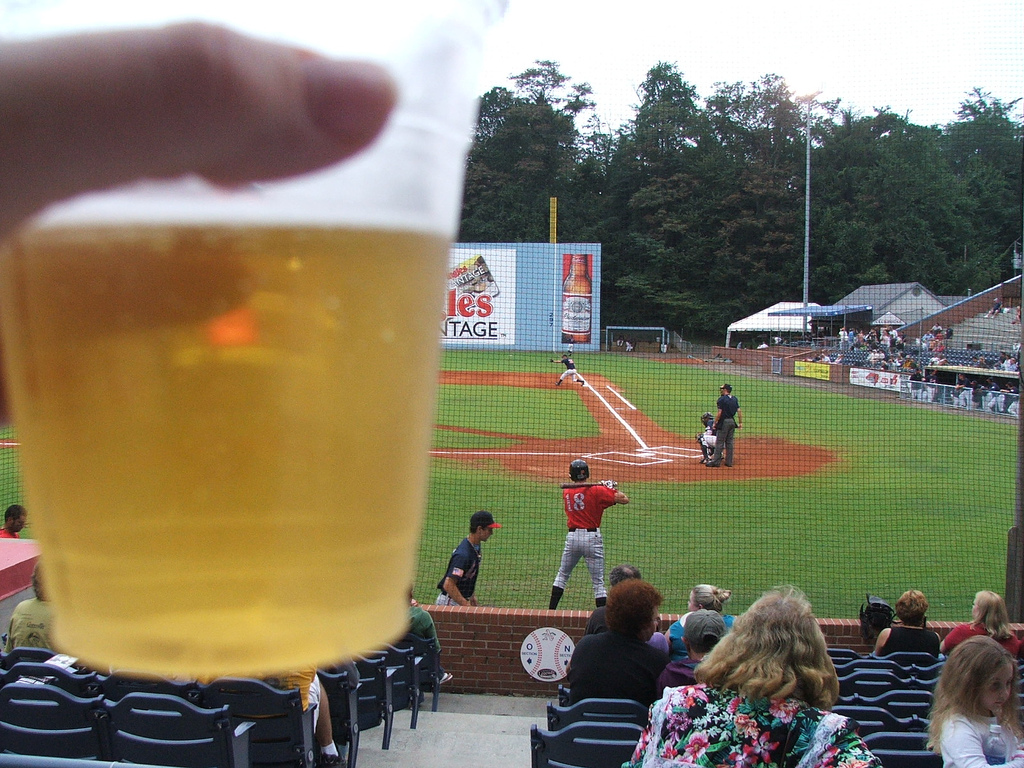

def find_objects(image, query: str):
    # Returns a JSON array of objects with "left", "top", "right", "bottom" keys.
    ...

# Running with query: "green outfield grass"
[{"left": 414, "top": 350, "right": 1016, "bottom": 621}]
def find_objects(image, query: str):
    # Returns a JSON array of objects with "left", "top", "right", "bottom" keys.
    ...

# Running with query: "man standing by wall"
[
  {"left": 707, "top": 383, "right": 742, "bottom": 467},
  {"left": 549, "top": 459, "right": 629, "bottom": 609},
  {"left": 436, "top": 510, "right": 501, "bottom": 607}
]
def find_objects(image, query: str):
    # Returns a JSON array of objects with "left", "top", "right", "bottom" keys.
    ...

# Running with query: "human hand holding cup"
[{"left": 0, "top": 0, "right": 504, "bottom": 677}]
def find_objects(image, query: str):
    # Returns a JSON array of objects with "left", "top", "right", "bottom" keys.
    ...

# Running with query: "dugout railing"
[{"left": 899, "top": 380, "right": 1019, "bottom": 418}]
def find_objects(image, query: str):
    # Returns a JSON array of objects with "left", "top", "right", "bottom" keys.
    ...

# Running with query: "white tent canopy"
[{"left": 725, "top": 301, "right": 820, "bottom": 347}]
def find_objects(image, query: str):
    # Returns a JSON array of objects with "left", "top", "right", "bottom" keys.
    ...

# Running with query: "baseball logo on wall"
[{"left": 520, "top": 627, "right": 574, "bottom": 681}]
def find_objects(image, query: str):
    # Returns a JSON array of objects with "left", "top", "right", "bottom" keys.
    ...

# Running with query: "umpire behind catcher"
[
  {"left": 549, "top": 459, "right": 629, "bottom": 609},
  {"left": 706, "top": 382, "right": 742, "bottom": 467}
]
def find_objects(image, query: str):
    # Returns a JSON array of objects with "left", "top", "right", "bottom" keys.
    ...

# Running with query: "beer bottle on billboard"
[{"left": 561, "top": 253, "right": 592, "bottom": 343}]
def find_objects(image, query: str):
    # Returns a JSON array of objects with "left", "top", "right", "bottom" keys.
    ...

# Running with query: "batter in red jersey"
[{"left": 548, "top": 459, "right": 629, "bottom": 609}]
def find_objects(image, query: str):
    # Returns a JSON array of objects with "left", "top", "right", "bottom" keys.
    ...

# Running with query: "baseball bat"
[{"left": 561, "top": 482, "right": 613, "bottom": 489}]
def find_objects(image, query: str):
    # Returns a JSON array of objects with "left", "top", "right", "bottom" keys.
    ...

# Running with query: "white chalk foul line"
[
  {"left": 583, "top": 381, "right": 649, "bottom": 451},
  {"left": 605, "top": 385, "right": 636, "bottom": 410}
]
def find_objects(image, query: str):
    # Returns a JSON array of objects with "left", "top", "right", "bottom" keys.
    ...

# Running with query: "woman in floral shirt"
[{"left": 625, "top": 587, "right": 880, "bottom": 768}]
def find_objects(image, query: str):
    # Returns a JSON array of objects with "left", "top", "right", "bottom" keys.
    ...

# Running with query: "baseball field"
[{"left": 414, "top": 349, "right": 1017, "bottom": 621}]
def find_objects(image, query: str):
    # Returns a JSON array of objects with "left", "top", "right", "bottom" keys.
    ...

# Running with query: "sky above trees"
[{"left": 479, "top": 0, "right": 1024, "bottom": 130}]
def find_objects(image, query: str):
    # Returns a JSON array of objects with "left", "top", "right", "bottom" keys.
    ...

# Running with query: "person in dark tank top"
[{"left": 874, "top": 589, "right": 941, "bottom": 657}]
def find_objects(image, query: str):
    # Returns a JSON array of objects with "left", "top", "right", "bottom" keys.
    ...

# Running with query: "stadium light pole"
[{"left": 799, "top": 91, "right": 821, "bottom": 340}]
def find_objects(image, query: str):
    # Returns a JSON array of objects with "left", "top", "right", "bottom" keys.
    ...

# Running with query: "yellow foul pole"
[{"left": 549, "top": 197, "right": 557, "bottom": 244}]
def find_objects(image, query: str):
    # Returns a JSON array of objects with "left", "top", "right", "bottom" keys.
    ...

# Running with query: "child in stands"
[{"left": 928, "top": 635, "right": 1024, "bottom": 766}]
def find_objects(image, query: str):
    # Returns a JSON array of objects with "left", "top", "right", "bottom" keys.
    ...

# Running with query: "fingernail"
[{"left": 303, "top": 59, "right": 397, "bottom": 150}]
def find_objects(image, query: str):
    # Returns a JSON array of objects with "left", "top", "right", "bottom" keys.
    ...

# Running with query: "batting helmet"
[{"left": 569, "top": 459, "right": 590, "bottom": 481}]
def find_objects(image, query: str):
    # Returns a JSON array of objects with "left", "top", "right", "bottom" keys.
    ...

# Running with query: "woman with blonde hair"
[
  {"left": 626, "top": 586, "right": 879, "bottom": 767},
  {"left": 664, "top": 583, "right": 733, "bottom": 661},
  {"left": 941, "top": 590, "right": 1021, "bottom": 656},
  {"left": 874, "top": 589, "right": 941, "bottom": 657},
  {"left": 928, "top": 636, "right": 1024, "bottom": 766}
]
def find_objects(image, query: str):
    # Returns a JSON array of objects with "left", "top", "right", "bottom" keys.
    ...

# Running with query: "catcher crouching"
[{"left": 549, "top": 458, "right": 630, "bottom": 609}]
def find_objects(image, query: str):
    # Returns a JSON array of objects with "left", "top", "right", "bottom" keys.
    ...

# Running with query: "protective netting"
[
  {"left": 0, "top": 428, "right": 23, "bottom": 519},
  {"left": 415, "top": 349, "right": 1017, "bottom": 622}
]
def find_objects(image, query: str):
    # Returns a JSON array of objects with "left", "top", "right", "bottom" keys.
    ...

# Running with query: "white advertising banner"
[
  {"left": 442, "top": 247, "right": 517, "bottom": 345},
  {"left": 849, "top": 367, "right": 907, "bottom": 392}
]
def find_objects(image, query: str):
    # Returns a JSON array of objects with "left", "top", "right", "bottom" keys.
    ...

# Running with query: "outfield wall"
[{"left": 443, "top": 243, "right": 601, "bottom": 351}]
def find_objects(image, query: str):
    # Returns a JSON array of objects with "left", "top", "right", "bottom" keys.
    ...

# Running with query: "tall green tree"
[{"left": 459, "top": 61, "right": 595, "bottom": 243}]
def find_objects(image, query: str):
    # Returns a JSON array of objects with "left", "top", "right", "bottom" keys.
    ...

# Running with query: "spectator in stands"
[
  {"left": 928, "top": 636, "right": 1024, "bottom": 767},
  {"left": 408, "top": 589, "right": 454, "bottom": 685},
  {"left": 941, "top": 590, "right": 1021, "bottom": 656},
  {"left": 583, "top": 563, "right": 669, "bottom": 653},
  {"left": 5, "top": 562, "right": 52, "bottom": 651},
  {"left": 873, "top": 589, "right": 940, "bottom": 657},
  {"left": 988, "top": 296, "right": 1003, "bottom": 317},
  {"left": 565, "top": 579, "right": 669, "bottom": 706},
  {"left": 656, "top": 609, "right": 725, "bottom": 689},
  {"left": 665, "top": 584, "right": 734, "bottom": 661},
  {"left": 625, "top": 587, "right": 880, "bottom": 768},
  {"left": 0, "top": 504, "right": 27, "bottom": 539},
  {"left": 1014, "top": 305, "right": 1021, "bottom": 325}
]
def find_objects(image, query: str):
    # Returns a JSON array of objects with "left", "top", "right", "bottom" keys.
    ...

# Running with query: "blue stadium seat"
[
  {"left": 0, "top": 682, "right": 107, "bottom": 759},
  {"left": 0, "top": 647, "right": 57, "bottom": 669},
  {"left": 353, "top": 657, "right": 395, "bottom": 750},
  {"left": 317, "top": 665, "right": 359, "bottom": 768},
  {"left": 100, "top": 671, "right": 202, "bottom": 704},
  {"left": 106, "top": 691, "right": 253, "bottom": 768},
  {"left": 863, "top": 730, "right": 930, "bottom": 751},
  {"left": 530, "top": 721, "right": 643, "bottom": 768},
  {"left": 870, "top": 748, "right": 941, "bottom": 768},
  {"left": 831, "top": 704, "right": 927, "bottom": 735},
  {"left": 827, "top": 648, "right": 862, "bottom": 663},
  {"left": 1, "top": 662, "right": 101, "bottom": 699},
  {"left": 201, "top": 677, "right": 315, "bottom": 768},
  {"left": 546, "top": 698, "right": 649, "bottom": 731},
  {"left": 393, "top": 633, "right": 444, "bottom": 713}
]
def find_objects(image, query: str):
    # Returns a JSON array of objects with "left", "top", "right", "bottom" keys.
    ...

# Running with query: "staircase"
[{"left": 948, "top": 310, "right": 1021, "bottom": 352}]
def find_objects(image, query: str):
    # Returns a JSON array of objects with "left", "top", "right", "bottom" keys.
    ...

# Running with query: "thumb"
[{"left": 0, "top": 23, "right": 397, "bottom": 240}]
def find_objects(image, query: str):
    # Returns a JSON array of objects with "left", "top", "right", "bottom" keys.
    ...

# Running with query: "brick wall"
[{"left": 424, "top": 605, "right": 1010, "bottom": 698}]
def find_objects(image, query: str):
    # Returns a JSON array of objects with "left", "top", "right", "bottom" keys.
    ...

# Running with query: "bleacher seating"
[{"left": 530, "top": 721, "right": 643, "bottom": 768}]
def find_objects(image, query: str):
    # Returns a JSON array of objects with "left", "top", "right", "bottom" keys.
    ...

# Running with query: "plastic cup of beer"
[{"left": 0, "top": 0, "right": 504, "bottom": 677}]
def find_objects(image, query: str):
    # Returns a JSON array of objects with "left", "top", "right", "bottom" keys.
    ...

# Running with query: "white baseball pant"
[{"left": 553, "top": 529, "right": 605, "bottom": 599}]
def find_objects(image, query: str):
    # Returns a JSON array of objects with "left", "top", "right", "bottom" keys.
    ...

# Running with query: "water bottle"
[{"left": 983, "top": 722, "right": 1007, "bottom": 765}]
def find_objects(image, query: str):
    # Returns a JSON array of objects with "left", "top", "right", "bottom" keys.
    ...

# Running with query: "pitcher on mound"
[{"left": 549, "top": 459, "right": 629, "bottom": 609}]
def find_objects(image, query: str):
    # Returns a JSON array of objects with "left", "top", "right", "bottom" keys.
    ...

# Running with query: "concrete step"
[{"left": 354, "top": 694, "right": 549, "bottom": 768}]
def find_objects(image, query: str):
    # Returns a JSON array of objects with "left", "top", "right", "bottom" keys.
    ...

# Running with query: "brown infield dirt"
[{"left": 432, "top": 371, "right": 836, "bottom": 483}]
